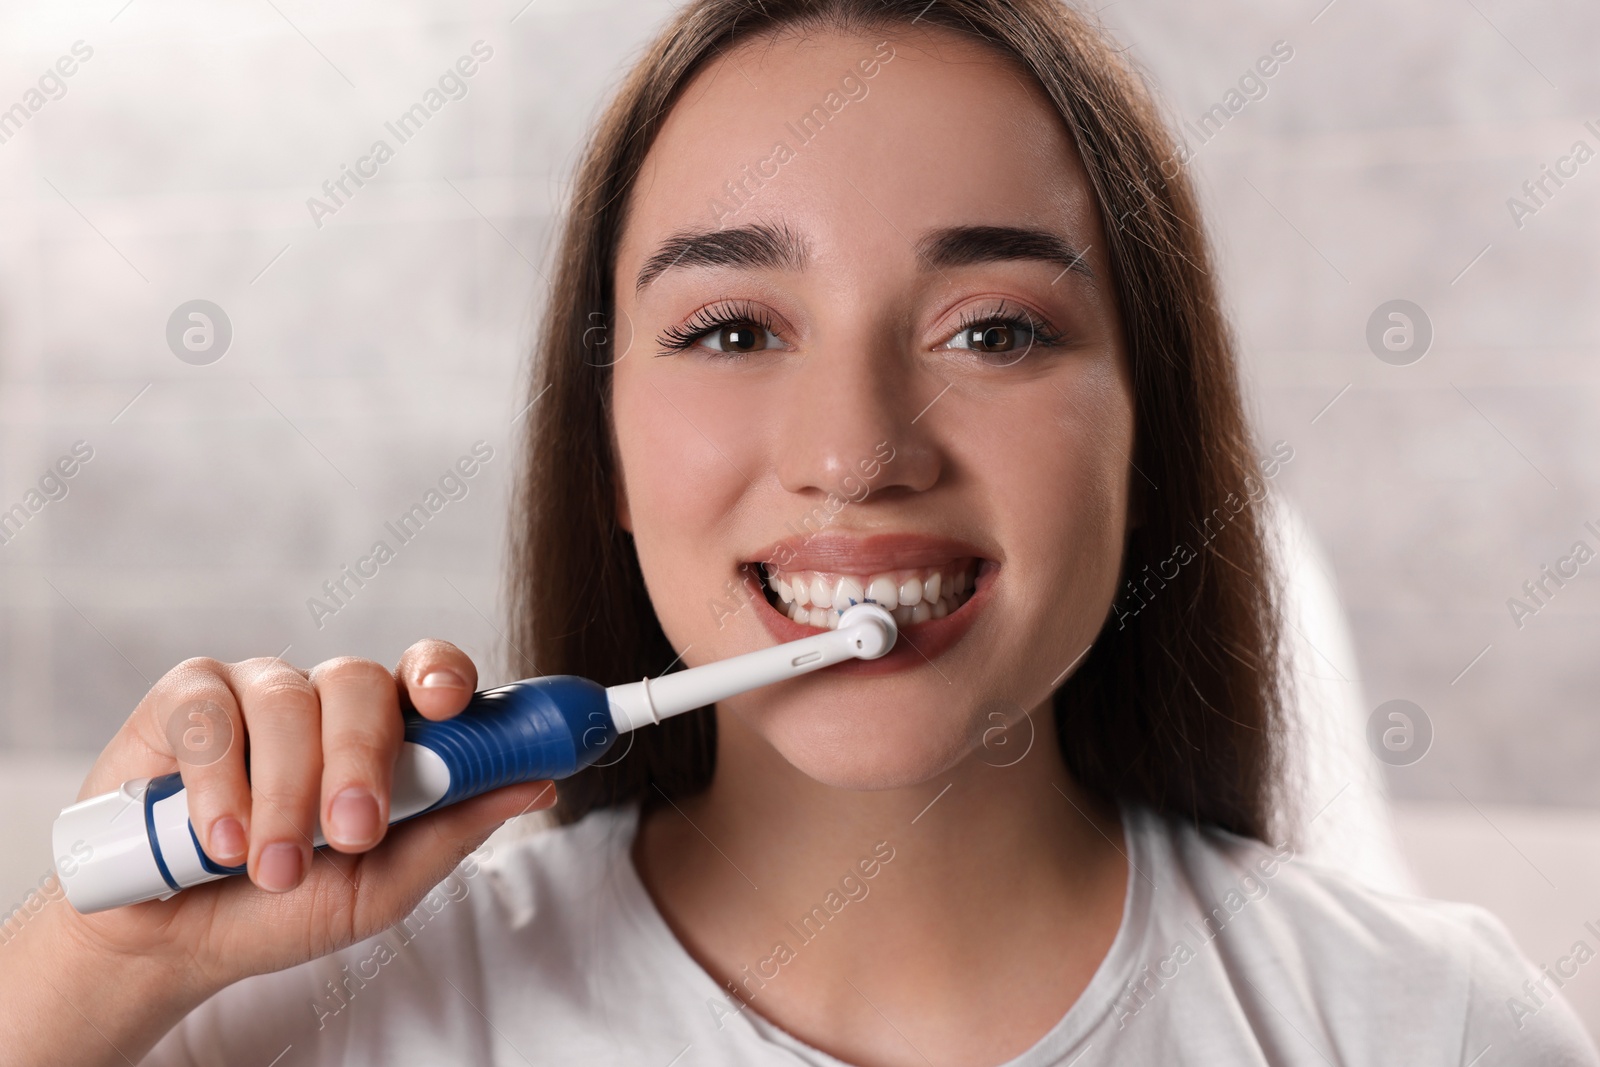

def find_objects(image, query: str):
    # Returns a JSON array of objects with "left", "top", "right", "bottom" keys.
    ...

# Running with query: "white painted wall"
[{"left": 1, "top": 0, "right": 1596, "bottom": 1039}]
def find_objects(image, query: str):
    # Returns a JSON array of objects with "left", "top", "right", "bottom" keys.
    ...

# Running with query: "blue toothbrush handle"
[
  {"left": 404, "top": 674, "right": 619, "bottom": 810},
  {"left": 54, "top": 675, "right": 621, "bottom": 911}
]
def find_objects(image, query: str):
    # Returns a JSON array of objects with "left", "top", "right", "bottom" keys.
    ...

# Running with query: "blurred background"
[{"left": 1, "top": 0, "right": 1597, "bottom": 1036}]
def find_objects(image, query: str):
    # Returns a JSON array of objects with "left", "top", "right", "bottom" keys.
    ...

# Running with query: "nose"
[{"left": 773, "top": 325, "right": 942, "bottom": 502}]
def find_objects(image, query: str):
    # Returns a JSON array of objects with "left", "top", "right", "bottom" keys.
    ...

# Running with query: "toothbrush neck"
[{"left": 605, "top": 622, "right": 876, "bottom": 733}]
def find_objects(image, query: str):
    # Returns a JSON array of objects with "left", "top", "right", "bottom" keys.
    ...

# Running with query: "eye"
[
  {"left": 703, "top": 320, "right": 783, "bottom": 353},
  {"left": 938, "top": 301, "right": 1061, "bottom": 360},
  {"left": 655, "top": 300, "right": 787, "bottom": 357},
  {"left": 950, "top": 321, "right": 1024, "bottom": 353}
]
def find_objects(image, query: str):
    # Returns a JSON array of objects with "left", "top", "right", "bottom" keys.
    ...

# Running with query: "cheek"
[
  {"left": 1053, "top": 365, "right": 1135, "bottom": 540},
  {"left": 610, "top": 362, "right": 765, "bottom": 642},
  {"left": 968, "top": 359, "right": 1133, "bottom": 618}
]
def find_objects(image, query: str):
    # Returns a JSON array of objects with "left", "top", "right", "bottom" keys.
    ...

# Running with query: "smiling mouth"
[{"left": 759, "top": 560, "right": 978, "bottom": 630}]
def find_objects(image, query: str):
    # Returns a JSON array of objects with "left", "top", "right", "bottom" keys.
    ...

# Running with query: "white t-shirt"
[{"left": 141, "top": 803, "right": 1599, "bottom": 1066}]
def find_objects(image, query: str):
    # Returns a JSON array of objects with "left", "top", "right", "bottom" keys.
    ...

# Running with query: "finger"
[
  {"left": 308, "top": 657, "right": 402, "bottom": 853},
  {"left": 79, "top": 658, "right": 234, "bottom": 801},
  {"left": 156, "top": 659, "right": 251, "bottom": 866},
  {"left": 394, "top": 639, "right": 478, "bottom": 721},
  {"left": 228, "top": 658, "right": 320, "bottom": 893},
  {"left": 184, "top": 782, "right": 559, "bottom": 953}
]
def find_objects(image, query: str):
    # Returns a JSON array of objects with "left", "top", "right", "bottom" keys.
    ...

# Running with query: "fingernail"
[
  {"left": 257, "top": 843, "right": 303, "bottom": 892},
  {"left": 208, "top": 816, "right": 246, "bottom": 860},
  {"left": 328, "top": 788, "right": 381, "bottom": 847},
  {"left": 420, "top": 669, "right": 466, "bottom": 689}
]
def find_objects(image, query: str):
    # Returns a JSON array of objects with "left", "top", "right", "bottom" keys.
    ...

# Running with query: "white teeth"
[
  {"left": 867, "top": 574, "right": 898, "bottom": 610},
  {"left": 762, "top": 563, "right": 980, "bottom": 628}
]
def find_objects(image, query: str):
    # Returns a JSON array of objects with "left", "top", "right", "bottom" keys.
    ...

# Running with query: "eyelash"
[
  {"left": 948, "top": 300, "right": 1064, "bottom": 352},
  {"left": 651, "top": 298, "right": 1064, "bottom": 356},
  {"left": 655, "top": 300, "right": 780, "bottom": 355}
]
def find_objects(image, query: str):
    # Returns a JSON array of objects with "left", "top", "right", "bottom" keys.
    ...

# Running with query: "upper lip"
[{"left": 744, "top": 532, "right": 993, "bottom": 574}]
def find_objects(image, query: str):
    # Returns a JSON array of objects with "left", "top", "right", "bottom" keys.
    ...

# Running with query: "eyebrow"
[
  {"left": 635, "top": 223, "right": 808, "bottom": 291},
  {"left": 915, "top": 225, "right": 1094, "bottom": 282},
  {"left": 633, "top": 221, "right": 1093, "bottom": 291}
]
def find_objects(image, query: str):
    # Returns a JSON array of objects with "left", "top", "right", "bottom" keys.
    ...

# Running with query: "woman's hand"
[{"left": 2, "top": 641, "right": 555, "bottom": 1065}]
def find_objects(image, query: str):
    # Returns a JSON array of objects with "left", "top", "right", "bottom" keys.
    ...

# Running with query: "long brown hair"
[{"left": 507, "top": 0, "right": 1285, "bottom": 840}]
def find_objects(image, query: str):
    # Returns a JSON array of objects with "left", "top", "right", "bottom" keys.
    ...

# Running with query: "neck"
[{"left": 633, "top": 702, "right": 1129, "bottom": 1067}]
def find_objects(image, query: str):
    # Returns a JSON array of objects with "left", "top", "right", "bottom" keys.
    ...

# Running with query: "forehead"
[{"left": 618, "top": 25, "right": 1102, "bottom": 276}]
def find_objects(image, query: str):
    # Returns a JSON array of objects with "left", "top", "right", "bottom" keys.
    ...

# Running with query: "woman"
[{"left": 4, "top": 1, "right": 1592, "bottom": 1064}]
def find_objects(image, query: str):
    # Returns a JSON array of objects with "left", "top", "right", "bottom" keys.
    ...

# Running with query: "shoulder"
[
  {"left": 1157, "top": 808, "right": 1482, "bottom": 969},
  {"left": 1126, "top": 807, "right": 1599, "bottom": 1066}
]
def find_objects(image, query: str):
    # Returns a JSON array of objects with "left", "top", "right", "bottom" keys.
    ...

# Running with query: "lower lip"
[{"left": 751, "top": 565, "right": 995, "bottom": 676}]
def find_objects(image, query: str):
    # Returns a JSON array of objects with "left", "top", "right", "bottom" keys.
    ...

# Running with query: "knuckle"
[
  {"left": 324, "top": 711, "right": 401, "bottom": 755},
  {"left": 255, "top": 672, "right": 317, "bottom": 704},
  {"left": 235, "top": 655, "right": 298, "bottom": 674},
  {"left": 315, "top": 656, "right": 394, "bottom": 690},
  {"left": 170, "top": 655, "right": 228, "bottom": 680},
  {"left": 185, "top": 772, "right": 233, "bottom": 804},
  {"left": 324, "top": 732, "right": 394, "bottom": 773},
  {"left": 251, "top": 782, "right": 317, "bottom": 821},
  {"left": 243, "top": 670, "right": 319, "bottom": 724},
  {"left": 149, "top": 659, "right": 232, "bottom": 711}
]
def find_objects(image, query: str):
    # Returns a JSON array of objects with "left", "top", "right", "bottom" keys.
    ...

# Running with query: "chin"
[{"left": 720, "top": 676, "right": 988, "bottom": 792}]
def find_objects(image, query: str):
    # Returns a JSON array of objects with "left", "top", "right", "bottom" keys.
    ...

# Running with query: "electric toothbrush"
[{"left": 52, "top": 603, "right": 896, "bottom": 914}]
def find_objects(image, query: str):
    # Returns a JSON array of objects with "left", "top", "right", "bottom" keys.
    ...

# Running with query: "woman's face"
[{"left": 610, "top": 26, "right": 1134, "bottom": 790}]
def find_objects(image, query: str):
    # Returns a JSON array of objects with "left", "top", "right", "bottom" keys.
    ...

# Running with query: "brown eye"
[
  {"left": 717, "top": 322, "right": 766, "bottom": 352},
  {"left": 942, "top": 312, "right": 1056, "bottom": 361},
  {"left": 656, "top": 303, "right": 783, "bottom": 356},
  {"left": 965, "top": 323, "right": 1015, "bottom": 352}
]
